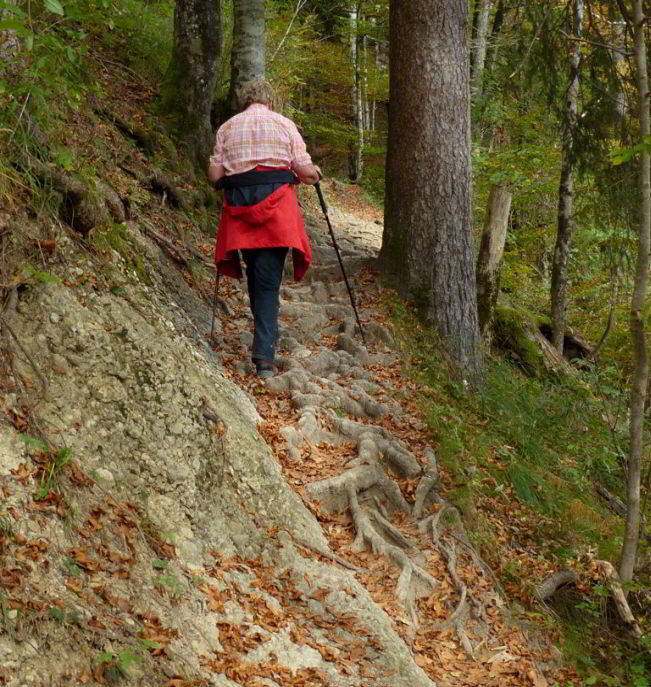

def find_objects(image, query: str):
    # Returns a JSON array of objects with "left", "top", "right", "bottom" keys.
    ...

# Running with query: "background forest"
[{"left": 1, "top": 0, "right": 650, "bottom": 685}]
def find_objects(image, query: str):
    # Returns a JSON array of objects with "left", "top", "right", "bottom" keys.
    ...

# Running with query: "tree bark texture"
[
  {"left": 228, "top": 0, "right": 265, "bottom": 114},
  {"left": 620, "top": 0, "right": 650, "bottom": 587},
  {"left": 476, "top": 184, "right": 512, "bottom": 339},
  {"left": 381, "top": 0, "right": 482, "bottom": 384},
  {"left": 470, "top": 0, "right": 492, "bottom": 101},
  {"left": 164, "top": 0, "right": 221, "bottom": 168},
  {"left": 550, "top": 0, "right": 583, "bottom": 353}
]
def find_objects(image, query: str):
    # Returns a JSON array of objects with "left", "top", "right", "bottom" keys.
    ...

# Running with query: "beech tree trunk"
[
  {"left": 227, "top": 0, "right": 265, "bottom": 114},
  {"left": 470, "top": 0, "right": 492, "bottom": 101},
  {"left": 476, "top": 185, "right": 512, "bottom": 338},
  {"left": 550, "top": 0, "right": 583, "bottom": 353},
  {"left": 620, "top": 0, "right": 650, "bottom": 588},
  {"left": 381, "top": 0, "right": 482, "bottom": 385},
  {"left": 348, "top": 3, "right": 364, "bottom": 182},
  {"left": 162, "top": 0, "right": 221, "bottom": 168}
]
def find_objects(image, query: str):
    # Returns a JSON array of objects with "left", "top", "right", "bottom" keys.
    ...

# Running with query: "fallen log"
[{"left": 534, "top": 569, "right": 578, "bottom": 601}]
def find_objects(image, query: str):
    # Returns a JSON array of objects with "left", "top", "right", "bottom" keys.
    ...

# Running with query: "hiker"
[{"left": 208, "top": 79, "right": 321, "bottom": 379}]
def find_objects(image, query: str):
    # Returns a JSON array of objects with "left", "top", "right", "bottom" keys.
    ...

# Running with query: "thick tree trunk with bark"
[
  {"left": 162, "top": 0, "right": 221, "bottom": 168},
  {"left": 381, "top": 0, "right": 482, "bottom": 385},
  {"left": 550, "top": 0, "right": 583, "bottom": 353},
  {"left": 620, "top": 0, "right": 650, "bottom": 587},
  {"left": 476, "top": 185, "right": 512, "bottom": 338},
  {"left": 227, "top": 0, "right": 265, "bottom": 114},
  {"left": 470, "top": 0, "right": 492, "bottom": 101}
]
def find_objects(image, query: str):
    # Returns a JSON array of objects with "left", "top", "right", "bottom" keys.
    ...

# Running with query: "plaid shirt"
[{"left": 210, "top": 104, "right": 312, "bottom": 175}]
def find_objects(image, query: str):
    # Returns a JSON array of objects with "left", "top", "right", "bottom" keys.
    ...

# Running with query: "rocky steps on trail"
[{"left": 0, "top": 190, "right": 564, "bottom": 686}]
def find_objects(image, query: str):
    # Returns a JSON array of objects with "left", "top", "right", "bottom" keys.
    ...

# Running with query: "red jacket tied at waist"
[{"left": 214, "top": 182, "right": 312, "bottom": 281}]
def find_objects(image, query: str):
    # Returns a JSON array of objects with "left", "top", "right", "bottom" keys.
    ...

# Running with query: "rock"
[{"left": 94, "top": 467, "right": 115, "bottom": 486}]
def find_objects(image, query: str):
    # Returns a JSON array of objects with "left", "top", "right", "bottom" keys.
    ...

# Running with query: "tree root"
[
  {"left": 27, "top": 159, "right": 125, "bottom": 235},
  {"left": 308, "top": 464, "right": 411, "bottom": 514},
  {"left": 118, "top": 163, "right": 185, "bottom": 209},
  {"left": 421, "top": 506, "right": 486, "bottom": 659},
  {"left": 346, "top": 483, "right": 437, "bottom": 625},
  {"left": 412, "top": 447, "right": 439, "bottom": 518},
  {"left": 94, "top": 107, "right": 157, "bottom": 155}
]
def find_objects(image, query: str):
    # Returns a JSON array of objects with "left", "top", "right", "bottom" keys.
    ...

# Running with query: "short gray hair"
[{"left": 235, "top": 79, "right": 276, "bottom": 111}]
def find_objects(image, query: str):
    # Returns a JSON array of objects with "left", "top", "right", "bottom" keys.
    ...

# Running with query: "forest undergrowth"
[{"left": 381, "top": 291, "right": 650, "bottom": 685}]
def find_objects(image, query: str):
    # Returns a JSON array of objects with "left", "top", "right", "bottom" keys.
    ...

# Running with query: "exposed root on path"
[
  {"left": 346, "top": 482, "right": 437, "bottom": 626},
  {"left": 421, "top": 506, "right": 487, "bottom": 659}
]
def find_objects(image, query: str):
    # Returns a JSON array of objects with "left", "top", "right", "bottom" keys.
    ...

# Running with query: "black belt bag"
[
  {"left": 216, "top": 169, "right": 298, "bottom": 208},
  {"left": 215, "top": 169, "right": 297, "bottom": 190}
]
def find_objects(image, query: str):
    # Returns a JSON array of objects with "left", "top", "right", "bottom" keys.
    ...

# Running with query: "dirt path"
[{"left": 210, "top": 182, "right": 566, "bottom": 687}]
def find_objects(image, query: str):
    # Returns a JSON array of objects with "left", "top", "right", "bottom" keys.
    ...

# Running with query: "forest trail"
[{"left": 207, "top": 182, "right": 571, "bottom": 687}]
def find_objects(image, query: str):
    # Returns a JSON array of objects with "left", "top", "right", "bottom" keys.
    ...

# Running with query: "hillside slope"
[{"left": 0, "top": 33, "right": 588, "bottom": 687}]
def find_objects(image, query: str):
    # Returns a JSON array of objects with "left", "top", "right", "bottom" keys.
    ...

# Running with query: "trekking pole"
[
  {"left": 210, "top": 268, "right": 220, "bottom": 341},
  {"left": 314, "top": 182, "right": 366, "bottom": 345}
]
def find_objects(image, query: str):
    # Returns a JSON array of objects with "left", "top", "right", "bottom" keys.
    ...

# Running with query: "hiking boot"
[{"left": 256, "top": 363, "right": 274, "bottom": 379}]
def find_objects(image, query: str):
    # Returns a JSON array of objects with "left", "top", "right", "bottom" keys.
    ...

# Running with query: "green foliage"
[{"left": 387, "top": 292, "right": 624, "bottom": 554}]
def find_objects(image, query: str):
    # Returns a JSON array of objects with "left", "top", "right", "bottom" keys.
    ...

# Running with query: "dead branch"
[
  {"left": 534, "top": 569, "right": 578, "bottom": 601},
  {"left": 596, "top": 559, "right": 643, "bottom": 640}
]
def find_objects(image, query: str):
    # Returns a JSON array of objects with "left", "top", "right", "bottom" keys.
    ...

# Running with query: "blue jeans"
[{"left": 241, "top": 247, "right": 289, "bottom": 364}]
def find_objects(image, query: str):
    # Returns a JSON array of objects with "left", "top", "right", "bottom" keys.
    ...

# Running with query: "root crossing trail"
[{"left": 211, "top": 182, "right": 560, "bottom": 687}]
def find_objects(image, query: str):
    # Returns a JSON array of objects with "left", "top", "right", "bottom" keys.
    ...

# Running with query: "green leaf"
[
  {"left": 54, "top": 147, "right": 74, "bottom": 170},
  {"left": 25, "top": 34, "right": 33, "bottom": 51},
  {"left": 0, "top": 1, "right": 28, "bottom": 17},
  {"left": 0, "top": 19, "right": 29, "bottom": 36},
  {"left": 152, "top": 559, "right": 168, "bottom": 569},
  {"left": 43, "top": 0, "right": 65, "bottom": 16}
]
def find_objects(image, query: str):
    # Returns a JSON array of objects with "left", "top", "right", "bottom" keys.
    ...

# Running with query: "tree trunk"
[
  {"left": 348, "top": 3, "right": 364, "bottom": 182},
  {"left": 371, "top": 28, "right": 379, "bottom": 132},
  {"left": 362, "top": 30, "right": 370, "bottom": 130},
  {"left": 484, "top": 0, "right": 505, "bottom": 76},
  {"left": 227, "top": 0, "right": 265, "bottom": 115},
  {"left": 470, "top": 0, "right": 492, "bottom": 101},
  {"left": 620, "top": 0, "right": 650, "bottom": 588},
  {"left": 162, "top": 0, "right": 221, "bottom": 169},
  {"left": 381, "top": 0, "right": 482, "bottom": 385},
  {"left": 476, "top": 185, "right": 512, "bottom": 339},
  {"left": 550, "top": 0, "right": 583, "bottom": 353}
]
